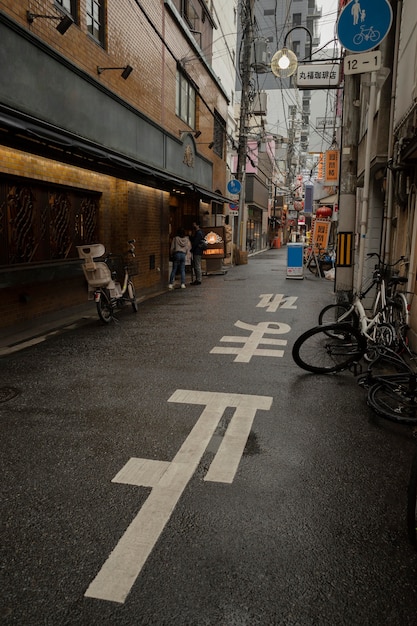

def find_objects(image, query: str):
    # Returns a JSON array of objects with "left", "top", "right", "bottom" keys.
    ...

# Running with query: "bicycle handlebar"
[{"left": 366, "top": 252, "right": 405, "bottom": 267}]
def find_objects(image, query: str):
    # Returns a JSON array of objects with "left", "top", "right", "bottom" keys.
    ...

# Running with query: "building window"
[
  {"left": 292, "top": 13, "right": 302, "bottom": 26},
  {"left": 213, "top": 113, "right": 225, "bottom": 159},
  {"left": 176, "top": 70, "right": 196, "bottom": 128},
  {"left": 55, "top": 0, "right": 76, "bottom": 18},
  {"left": 0, "top": 179, "right": 99, "bottom": 266},
  {"left": 183, "top": 0, "right": 199, "bottom": 31},
  {"left": 86, "top": 0, "right": 105, "bottom": 46}
]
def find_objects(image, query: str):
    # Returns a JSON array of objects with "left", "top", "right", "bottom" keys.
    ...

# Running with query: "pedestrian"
[
  {"left": 190, "top": 221, "right": 205, "bottom": 285},
  {"left": 169, "top": 228, "right": 190, "bottom": 289}
]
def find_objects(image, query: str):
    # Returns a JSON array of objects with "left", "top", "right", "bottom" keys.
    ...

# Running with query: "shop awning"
[
  {"left": 193, "top": 184, "right": 230, "bottom": 204},
  {"left": 318, "top": 194, "right": 338, "bottom": 205},
  {"left": 0, "top": 105, "right": 225, "bottom": 202}
]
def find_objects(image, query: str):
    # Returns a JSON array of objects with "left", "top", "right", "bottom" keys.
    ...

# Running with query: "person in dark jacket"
[
  {"left": 190, "top": 221, "right": 205, "bottom": 285},
  {"left": 169, "top": 228, "right": 191, "bottom": 289}
]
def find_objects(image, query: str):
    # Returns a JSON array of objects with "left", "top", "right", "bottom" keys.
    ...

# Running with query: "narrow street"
[{"left": 1, "top": 248, "right": 417, "bottom": 625}]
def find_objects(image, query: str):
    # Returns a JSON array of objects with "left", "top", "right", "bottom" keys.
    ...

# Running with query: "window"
[
  {"left": 212, "top": 113, "right": 225, "bottom": 158},
  {"left": 86, "top": 0, "right": 105, "bottom": 46},
  {"left": 292, "top": 13, "right": 302, "bottom": 26},
  {"left": 55, "top": 0, "right": 77, "bottom": 22},
  {"left": 183, "top": 0, "right": 199, "bottom": 31},
  {"left": 0, "top": 179, "right": 99, "bottom": 266},
  {"left": 176, "top": 70, "right": 196, "bottom": 128}
]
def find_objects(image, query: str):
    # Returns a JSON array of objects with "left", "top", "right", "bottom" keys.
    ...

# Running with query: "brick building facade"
[{"left": 0, "top": 0, "right": 229, "bottom": 328}]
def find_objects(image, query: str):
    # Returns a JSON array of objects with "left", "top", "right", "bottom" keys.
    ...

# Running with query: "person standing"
[
  {"left": 190, "top": 221, "right": 205, "bottom": 285},
  {"left": 169, "top": 228, "right": 190, "bottom": 289}
]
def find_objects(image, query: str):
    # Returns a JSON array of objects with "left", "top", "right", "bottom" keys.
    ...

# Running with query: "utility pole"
[
  {"left": 335, "top": 69, "right": 360, "bottom": 301},
  {"left": 236, "top": 0, "right": 254, "bottom": 251}
]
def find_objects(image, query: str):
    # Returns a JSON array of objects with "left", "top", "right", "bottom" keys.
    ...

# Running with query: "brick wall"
[{"left": 0, "top": 146, "right": 167, "bottom": 329}]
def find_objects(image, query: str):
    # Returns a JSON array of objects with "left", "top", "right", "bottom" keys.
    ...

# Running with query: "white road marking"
[
  {"left": 257, "top": 294, "right": 298, "bottom": 312},
  {"left": 210, "top": 320, "right": 291, "bottom": 362},
  {"left": 84, "top": 390, "right": 272, "bottom": 604}
]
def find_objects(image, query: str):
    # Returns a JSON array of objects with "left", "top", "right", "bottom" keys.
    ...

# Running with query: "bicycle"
[
  {"left": 353, "top": 342, "right": 417, "bottom": 425},
  {"left": 318, "top": 254, "right": 409, "bottom": 357},
  {"left": 304, "top": 245, "right": 334, "bottom": 278},
  {"left": 292, "top": 322, "right": 367, "bottom": 374},
  {"left": 77, "top": 240, "right": 138, "bottom": 323}
]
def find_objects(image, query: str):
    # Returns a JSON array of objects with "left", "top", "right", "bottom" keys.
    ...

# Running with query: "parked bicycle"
[
  {"left": 318, "top": 253, "right": 409, "bottom": 357},
  {"left": 304, "top": 245, "right": 335, "bottom": 278},
  {"left": 77, "top": 240, "right": 138, "bottom": 323}
]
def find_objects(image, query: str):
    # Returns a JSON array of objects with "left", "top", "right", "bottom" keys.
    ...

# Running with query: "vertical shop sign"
[{"left": 324, "top": 150, "right": 340, "bottom": 185}]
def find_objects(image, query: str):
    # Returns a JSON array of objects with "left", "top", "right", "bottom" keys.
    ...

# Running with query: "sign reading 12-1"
[{"left": 336, "top": 0, "right": 393, "bottom": 53}]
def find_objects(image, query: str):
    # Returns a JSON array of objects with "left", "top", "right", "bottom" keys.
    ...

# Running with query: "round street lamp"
[
  {"left": 270, "top": 26, "right": 313, "bottom": 79},
  {"left": 271, "top": 48, "right": 298, "bottom": 78}
]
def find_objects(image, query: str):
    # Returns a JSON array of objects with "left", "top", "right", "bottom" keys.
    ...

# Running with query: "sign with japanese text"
[
  {"left": 312, "top": 220, "right": 331, "bottom": 252},
  {"left": 202, "top": 227, "right": 225, "bottom": 259},
  {"left": 296, "top": 63, "right": 341, "bottom": 90},
  {"left": 324, "top": 150, "right": 340, "bottom": 185}
]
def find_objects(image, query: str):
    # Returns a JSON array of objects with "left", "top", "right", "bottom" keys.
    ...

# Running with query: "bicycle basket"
[
  {"left": 127, "top": 259, "right": 139, "bottom": 276},
  {"left": 105, "top": 255, "right": 125, "bottom": 283}
]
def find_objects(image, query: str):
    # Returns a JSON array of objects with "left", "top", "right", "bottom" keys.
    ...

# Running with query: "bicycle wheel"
[
  {"left": 319, "top": 303, "right": 359, "bottom": 329},
  {"left": 367, "top": 376, "right": 417, "bottom": 424},
  {"left": 96, "top": 288, "right": 113, "bottom": 323},
  {"left": 389, "top": 293, "right": 409, "bottom": 333},
  {"left": 366, "top": 345, "right": 412, "bottom": 376},
  {"left": 407, "top": 447, "right": 417, "bottom": 546},
  {"left": 128, "top": 280, "right": 138, "bottom": 312},
  {"left": 365, "top": 323, "right": 397, "bottom": 361},
  {"left": 305, "top": 255, "right": 319, "bottom": 277},
  {"left": 292, "top": 323, "right": 367, "bottom": 374}
]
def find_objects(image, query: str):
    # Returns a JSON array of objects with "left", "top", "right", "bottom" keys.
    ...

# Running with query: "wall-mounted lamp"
[
  {"left": 97, "top": 65, "right": 133, "bottom": 80},
  {"left": 271, "top": 26, "right": 312, "bottom": 78},
  {"left": 26, "top": 10, "right": 74, "bottom": 34},
  {"left": 179, "top": 130, "right": 201, "bottom": 138}
]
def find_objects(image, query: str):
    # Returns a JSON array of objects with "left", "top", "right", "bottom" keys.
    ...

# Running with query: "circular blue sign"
[
  {"left": 337, "top": 0, "right": 393, "bottom": 53},
  {"left": 227, "top": 179, "right": 242, "bottom": 195}
]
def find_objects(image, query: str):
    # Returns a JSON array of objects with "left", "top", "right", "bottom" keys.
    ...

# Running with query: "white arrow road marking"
[{"left": 84, "top": 390, "right": 272, "bottom": 604}]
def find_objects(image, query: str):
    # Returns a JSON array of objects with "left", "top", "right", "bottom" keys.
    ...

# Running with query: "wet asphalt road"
[{"left": 1, "top": 247, "right": 417, "bottom": 625}]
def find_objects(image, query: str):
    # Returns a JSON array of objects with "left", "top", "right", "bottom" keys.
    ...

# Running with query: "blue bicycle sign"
[
  {"left": 337, "top": 0, "right": 392, "bottom": 53},
  {"left": 353, "top": 25, "right": 380, "bottom": 46}
]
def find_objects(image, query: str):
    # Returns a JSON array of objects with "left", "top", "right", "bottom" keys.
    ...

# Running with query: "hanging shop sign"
[
  {"left": 324, "top": 150, "right": 340, "bottom": 185},
  {"left": 312, "top": 219, "right": 331, "bottom": 252},
  {"left": 296, "top": 63, "right": 341, "bottom": 90},
  {"left": 202, "top": 227, "right": 225, "bottom": 259}
]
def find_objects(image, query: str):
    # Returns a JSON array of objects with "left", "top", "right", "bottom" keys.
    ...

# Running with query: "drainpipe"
[
  {"left": 383, "top": 0, "right": 402, "bottom": 263},
  {"left": 356, "top": 71, "right": 377, "bottom": 293}
]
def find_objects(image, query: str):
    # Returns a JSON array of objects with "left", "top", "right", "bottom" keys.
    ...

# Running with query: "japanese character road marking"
[
  {"left": 257, "top": 293, "right": 298, "bottom": 312},
  {"left": 84, "top": 390, "right": 272, "bottom": 604},
  {"left": 210, "top": 320, "right": 291, "bottom": 362}
]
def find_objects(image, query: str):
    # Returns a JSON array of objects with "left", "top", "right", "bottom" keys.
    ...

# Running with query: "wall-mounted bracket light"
[
  {"left": 270, "top": 26, "right": 312, "bottom": 78},
  {"left": 97, "top": 65, "right": 133, "bottom": 80},
  {"left": 179, "top": 130, "right": 201, "bottom": 138},
  {"left": 26, "top": 10, "right": 73, "bottom": 35}
]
